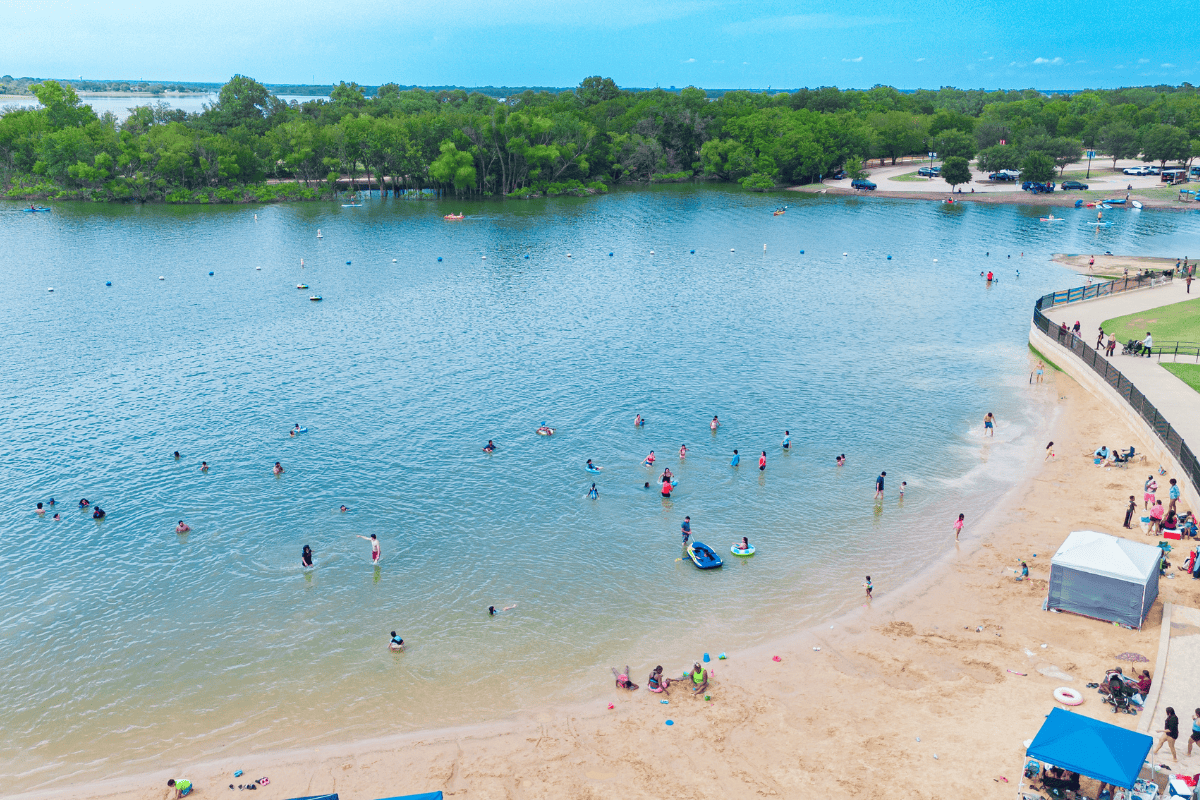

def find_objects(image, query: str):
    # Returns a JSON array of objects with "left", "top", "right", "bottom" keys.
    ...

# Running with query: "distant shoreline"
[{"left": 788, "top": 183, "right": 1197, "bottom": 212}]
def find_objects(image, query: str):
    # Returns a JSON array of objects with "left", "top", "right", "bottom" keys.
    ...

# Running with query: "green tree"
[
  {"left": 1140, "top": 124, "right": 1191, "bottom": 166},
  {"left": 1049, "top": 136, "right": 1083, "bottom": 175},
  {"left": 939, "top": 156, "right": 971, "bottom": 191},
  {"left": 429, "top": 140, "right": 475, "bottom": 194},
  {"left": 1019, "top": 151, "right": 1056, "bottom": 184},
  {"left": 934, "top": 128, "right": 976, "bottom": 161},
  {"left": 844, "top": 156, "right": 868, "bottom": 181},
  {"left": 1098, "top": 122, "right": 1140, "bottom": 169},
  {"left": 976, "top": 144, "right": 1019, "bottom": 173},
  {"left": 576, "top": 76, "right": 620, "bottom": 107},
  {"left": 869, "top": 111, "right": 925, "bottom": 165}
]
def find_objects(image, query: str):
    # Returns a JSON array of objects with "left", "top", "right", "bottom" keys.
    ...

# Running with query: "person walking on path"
[
  {"left": 1187, "top": 709, "right": 1200, "bottom": 756},
  {"left": 1106, "top": 334, "right": 1117, "bottom": 357},
  {"left": 954, "top": 513, "right": 965, "bottom": 541},
  {"left": 875, "top": 471, "right": 886, "bottom": 500},
  {"left": 1169, "top": 479, "right": 1181, "bottom": 513},
  {"left": 1096, "top": 327, "right": 1105, "bottom": 350},
  {"left": 1124, "top": 496, "right": 1138, "bottom": 529},
  {"left": 1035, "top": 361, "right": 1045, "bottom": 383},
  {"left": 983, "top": 412, "right": 996, "bottom": 437},
  {"left": 1145, "top": 476, "right": 1158, "bottom": 510},
  {"left": 1143, "top": 331, "right": 1154, "bottom": 358},
  {"left": 1154, "top": 707, "right": 1179, "bottom": 760},
  {"left": 1187, "top": 273, "right": 1193, "bottom": 294}
]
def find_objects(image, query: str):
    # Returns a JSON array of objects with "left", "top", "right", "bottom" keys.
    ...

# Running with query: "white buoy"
[
  {"left": 392, "top": 258, "right": 397, "bottom": 263},
  {"left": 763, "top": 244, "right": 767, "bottom": 251},
  {"left": 317, "top": 229, "right": 323, "bottom": 239},
  {"left": 254, "top": 214, "right": 258, "bottom": 221},
  {"left": 567, "top": 253, "right": 572, "bottom": 258},
  {"left": 933, "top": 258, "right": 939, "bottom": 262},
  {"left": 730, "top": 248, "right": 735, "bottom": 252},
  {"left": 300, "top": 259, "right": 304, "bottom": 267},
  {"left": 256, "top": 266, "right": 261, "bottom": 270},
  {"left": 47, "top": 287, "right": 54, "bottom": 292},
  {"left": 158, "top": 276, "right": 164, "bottom": 280},
  {"left": 650, "top": 250, "right": 655, "bottom": 255},
  {"left": 482, "top": 255, "right": 486, "bottom": 259},
  {"left": 843, "top": 252, "right": 848, "bottom": 256}
]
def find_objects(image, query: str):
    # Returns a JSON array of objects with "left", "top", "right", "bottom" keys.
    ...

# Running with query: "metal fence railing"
[{"left": 1031, "top": 272, "right": 1200, "bottom": 494}]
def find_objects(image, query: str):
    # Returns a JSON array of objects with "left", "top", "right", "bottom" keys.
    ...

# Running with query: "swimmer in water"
[
  {"left": 273, "top": 461, "right": 284, "bottom": 475},
  {"left": 293, "top": 424, "right": 301, "bottom": 434},
  {"left": 586, "top": 459, "right": 601, "bottom": 471},
  {"left": 661, "top": 478, "right": 672, "bottom": 498},
  {"left": 836, "top": 454, "right": 845, "bottom": 466},
  {"left": 339, "top": 505, "right": 349, "bottom": 512},
  {"left": 301, "top": 545, "right": 313, "bottom": 568},
  {"left": 389, "top": 631, "right": 404, "bottom": 651},
  {"left": 643, "top": 481, "right": 651, "bottom": 489},
  {"left": 679, "top": 444, "right": 687, "bottom": 458},
  {"left": 759, "top": 451, "right": 767, "bottom": 471},
  {"left": 488, "top": 604, "right": 517, "bottom": 615},
  {"left": 175, "top": 520, "right": 191, "bottom": 533},
  {"left": 357, "top": 533, "right": 381, "bottom": 563},
  {"left": 52, "top": 513, "right": 60, "bottom": 520},
  {"left": 174, "top": 451, "right": 180, "bottom": 460},
  {"left": 289, "top": 430, "right": 295, "bottom": 437},
  {"left": 782, "top": 430, "right": 790, "bottom": 449},
  {"left": 731, "top": 449, "right": 740, "bottom": 466},
  {"left": 734, "top": 536, "right": 750, "bottom": 552},
  {"left": 201, "top": 461, "right": 208, "bottom": 472},
  {"left": 681, "top": 516, "right": 691, "bottom": 543},
  {"left": 662, "top": 467, "right": 673, "bottom": 481},
  {"left": 643, "top": 451, "right": 655, "bottom": 466},
  {"left": 634, "top": 414, "right": 644, "bottom": 426},
  {"left": 92, "top": 506, "right": 106, "bottom": 519},
  {"left": 48, "top": 498, "right": 55, "bottom": 506},
  {"left": 483, "top": 440, "right": 495, "bottom": 452},
  {"left": 79, "top": 498, "right": 90, "bottom": 507},
  {"left": 36, "top": 502, "right": 45, "bottom": 515},
  {"left": 588, "top": 482, "right": 598, "bottom": 499},
  {"left": 711, "top": 416, "right": 720, "bottom": 431}
]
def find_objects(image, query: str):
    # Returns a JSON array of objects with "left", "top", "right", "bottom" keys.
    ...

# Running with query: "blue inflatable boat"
[{"left": 687, "top": 541, "right": 723, "bottom": 569}]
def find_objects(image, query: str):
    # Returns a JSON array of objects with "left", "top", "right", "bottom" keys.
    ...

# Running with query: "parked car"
[
  {"left": 827, "top": 169, "right": 846, "bottom": 180},
  {"left": 1190, "top": 166, "right": 1200, "bottom": 178},
  {"left": 851, "top": 179, "right": 876, "bottom": 191},
  {"left": 1123, "top": 166, "right": 1149, "bottom": 175},
  {"left": 1147, "top": 166, "right": 1162, "bottom": 175},
  {"left": 989, "top": 171, "right": 1018, "bottom": 181},
  {"left": 1022, "top": 181, "right": 1055, "bottom": 193},
  {"left": 1060, "top": 180, "right": 1089, "bottom": 190},
  {"left": 917, "top": 166, "right": 941, "bottom": 176}
]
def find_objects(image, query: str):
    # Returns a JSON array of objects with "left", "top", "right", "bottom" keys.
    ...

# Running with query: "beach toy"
[
  {"left": 665, "top": 720, "right": 674, "bottom": 725},
  {"left": 703, "top": 653, "right": 710, "bottom": 662},
  {"left": 813, "top": 646, "right": 821, "bottom": 651},
  {"left": 257, "top": 778, "right": 269, "bottom": 786},
  {"left": 106, "top": 281, "right": 112, "bottom": 286},
  {"left": 607, "top": 703, "right": 614, "bottom": 709},
  {"left": 661, "top": 699, "right": 669, "bottom": 704},
  {"left": 718, "top": 653, "right": 726, "bottom": 660},
  {"left": 1054, "top": 687, "right": 1083, "bottom": 706},
  {"left": 704, "top": 694, "right": 711, "bottom": 701},
  {"left": 234, "top": 771, "right": 242, "bottom": 778},
  {"left": 1007, "top": 670, "right": 1027, "bottom": 676},
  {"left": 772, "top": 655, "right": 781, "bottom": 662}
]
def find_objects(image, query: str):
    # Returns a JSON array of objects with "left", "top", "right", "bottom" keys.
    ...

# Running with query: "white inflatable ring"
[{"left": 1054, "top": 687, "right": 1083, "bottom": 706}]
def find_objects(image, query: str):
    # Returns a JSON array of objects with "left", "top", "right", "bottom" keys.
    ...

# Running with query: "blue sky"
[{"left": 4, "top": 0, "right": 1194, "bottom": 90}]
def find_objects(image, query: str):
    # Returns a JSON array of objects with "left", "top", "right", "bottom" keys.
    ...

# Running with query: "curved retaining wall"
[{"left": 1029, "top": 281, "right": 1200, "bottom": 514}]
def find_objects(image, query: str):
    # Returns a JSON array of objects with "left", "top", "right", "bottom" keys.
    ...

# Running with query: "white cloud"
[
  {"left": 683, "top": 57, "right": 696, "bottom": 63},
  {"left": 915, "top": 57, "right": 925, "bottom": 62},
  {"left": 842, "top": 56, "right": 863, "bottom": 62},
  {"left": 1032, "top": 56, "right": 1064, "bottom": 65},
  {"left": 1162, "top": 63, "right": 1175, "bottom": 68},
  {"left": 1138, "top": 58, "right": 1150, "bottom": 63},
  {"left": 981, "top": 56, "right": 994, "bottom": 61},
  {"left": 1008, "top": 61, "right": 1023, "bottom": 67},
  {"left": 712, "top": 59, "right": 724, "bottom": 64}
]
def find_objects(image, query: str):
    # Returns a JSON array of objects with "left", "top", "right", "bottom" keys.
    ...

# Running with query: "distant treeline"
[{"left": 1, "top": 74, "right": 1197, "bottom": 204}]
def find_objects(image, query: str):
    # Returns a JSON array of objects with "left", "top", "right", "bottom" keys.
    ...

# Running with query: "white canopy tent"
[{"left": 1046, "top": 531, "right": 1161, "bottom": 629}]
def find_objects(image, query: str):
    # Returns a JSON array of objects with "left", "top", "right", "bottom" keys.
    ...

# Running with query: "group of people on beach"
[{"left": 612, "top": 661, "right": 710, "bottom": 696}]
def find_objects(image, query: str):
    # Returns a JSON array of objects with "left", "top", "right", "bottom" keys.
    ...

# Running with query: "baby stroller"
[
  {"left": 1122, "top": 339, "right": 1145, "bottom": 356},
  {"left": 1097, "top": 673, "right": 1139, "bottom": 714}
]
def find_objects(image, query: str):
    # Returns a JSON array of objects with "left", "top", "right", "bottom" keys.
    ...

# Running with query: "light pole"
[{"left": 1086, "top": 138, "right": 1095, "bottom": 179}]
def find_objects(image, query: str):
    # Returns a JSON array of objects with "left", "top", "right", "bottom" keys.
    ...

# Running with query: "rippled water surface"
[{"left": 2, "top": 188, "right": 1198, "bottom": 789}]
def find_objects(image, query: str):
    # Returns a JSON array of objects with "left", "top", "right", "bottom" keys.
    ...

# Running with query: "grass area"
[
  {"left": 1102, "top": 297, "right": 1200, "bottom": 343},
  {"left": 1029, "top": 344, "right": 1063, "bottom": 372},
  {"left": 1163, "top": 363, "right": 1200, "bottom": 394},
  {"left": 888, "top": 171, "right": 937, "bottom": 183},
  {"left": 1130, "top": 184, "right": 1197, "bottom": 202}
]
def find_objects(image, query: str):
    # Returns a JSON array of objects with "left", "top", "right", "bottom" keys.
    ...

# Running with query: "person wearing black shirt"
[
  {"left": 1124, "top": 495, "right": 1137, "bottom": 529},
  {"left": 1154, "top": 707, "right": 1179, "bottom": 760}
]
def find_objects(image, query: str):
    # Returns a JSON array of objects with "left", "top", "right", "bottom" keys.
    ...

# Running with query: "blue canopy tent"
[
  {"left": 375, "top": 793, "right": 443, "bottom": 800},
  {"left": 1025, "top": 708, "right": 1153, "bottom": 789}
]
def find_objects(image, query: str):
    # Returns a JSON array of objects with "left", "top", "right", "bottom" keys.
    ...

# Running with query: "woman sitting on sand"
[
  {"left": 688, "top": 662, "right": 708, "bottom": 694},
  {"left": 611, "top": 666, "right": 638, "bottom": 690},
  {"left": 647, "top": 666, "right": 674, "bottom": 694}
]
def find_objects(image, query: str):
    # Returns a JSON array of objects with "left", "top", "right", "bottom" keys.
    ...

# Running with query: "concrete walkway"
[
  {"left": 1043, "top": 280, "right": 1200, "bottom": 454},
  {"left": 1139, "top": 604, "right": 1200, "bottom": 774}
]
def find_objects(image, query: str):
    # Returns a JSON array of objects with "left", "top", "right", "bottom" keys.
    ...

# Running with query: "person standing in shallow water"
[
  {"left": 758, "top": 451, "right": 766, "bottom": 471},
  {"left": 874, "top": 471, "right": 885, "bottom": 500},
  {"left": 983, "top": 412, "right": 996, "bottom": 437},
  {"left": 356, "top": 533, "right": 381, "bottom": 563}
]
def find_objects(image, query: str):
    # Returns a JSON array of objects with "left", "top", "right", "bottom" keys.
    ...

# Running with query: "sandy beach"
[
  {"left": 18, "top": 364, "right": 1196, "bottom": 800},
  {"left": 1053, "top": 253, "right": 1185, "bottom": 276}
]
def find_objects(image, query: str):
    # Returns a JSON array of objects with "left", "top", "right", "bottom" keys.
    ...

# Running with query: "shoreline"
[
  {"left": 1052, "top": 253, "right": 1183, "bottom": 276},
  {"left": 789, "top": 184, "right": 1197, "bottom": 212},
  {"left": 21, "top": 366, "right": 1187, "bottom": 800}
]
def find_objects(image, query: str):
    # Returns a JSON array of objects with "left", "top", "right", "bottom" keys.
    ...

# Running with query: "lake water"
[
  {"left": 3, "top": 187, "right": 1198, "bottom": 791},
  {"left": 0, "top": 94, "right": 327, "bottom": 121}
]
